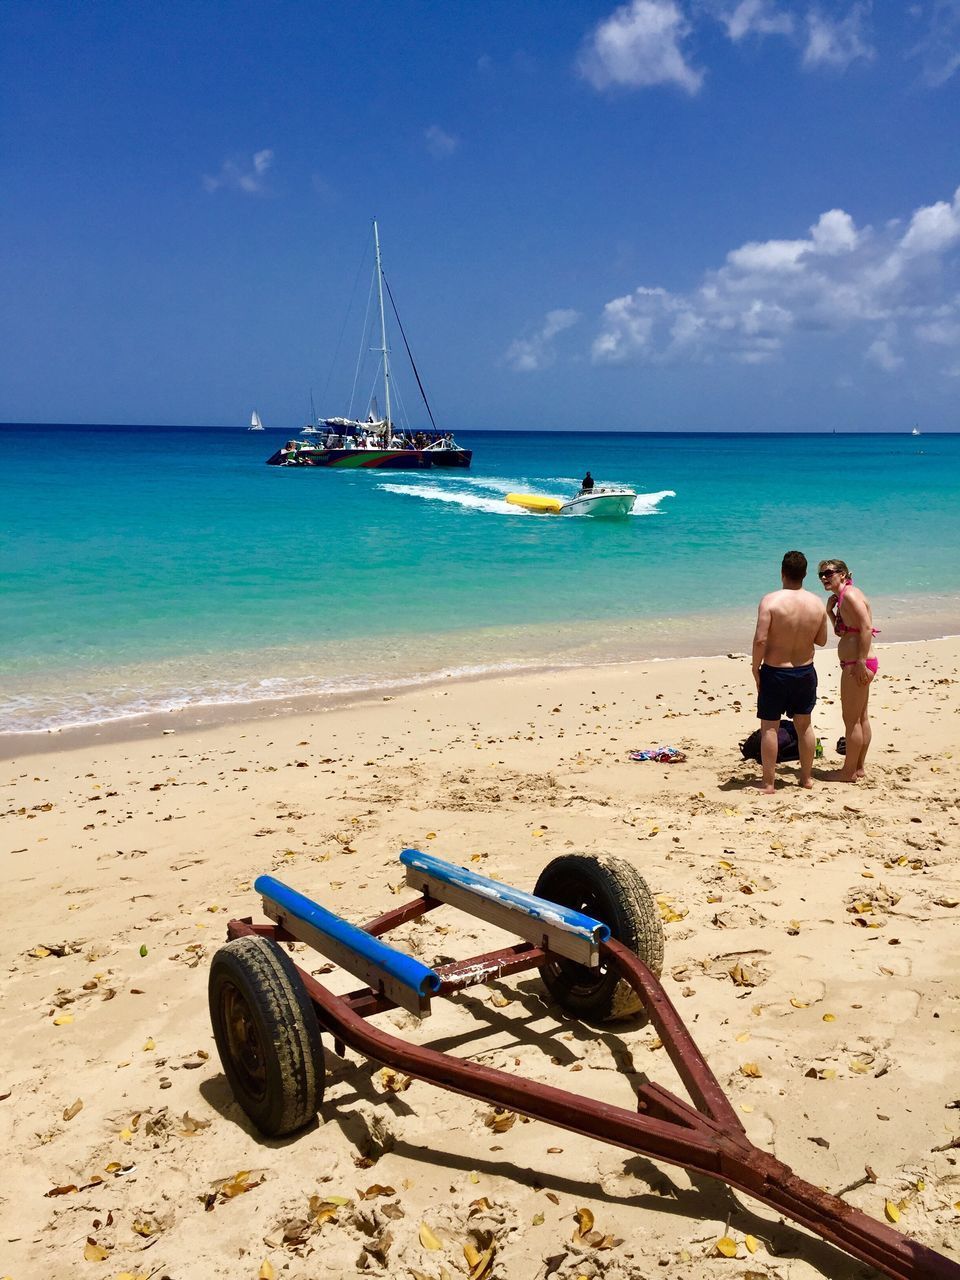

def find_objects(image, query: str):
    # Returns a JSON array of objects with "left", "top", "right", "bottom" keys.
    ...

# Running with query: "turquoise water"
[{"left": 1, "top": 425, "right": 958, "bottom": 733}]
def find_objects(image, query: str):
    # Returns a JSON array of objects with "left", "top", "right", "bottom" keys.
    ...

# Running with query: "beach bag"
[{"left": 740, "top": 719, "right": 799, "bottom": 763}]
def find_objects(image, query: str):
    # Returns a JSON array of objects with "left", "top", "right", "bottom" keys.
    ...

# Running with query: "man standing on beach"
[{"left": 751, "top": 551, "right": 828, "bottom": 793}]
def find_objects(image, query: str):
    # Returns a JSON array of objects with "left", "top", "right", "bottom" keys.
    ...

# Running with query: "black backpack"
[{"left": 740, "top": 719, "right": 799, "bottom": 763}]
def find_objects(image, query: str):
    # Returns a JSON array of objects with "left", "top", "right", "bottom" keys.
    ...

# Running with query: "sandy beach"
[{"left": 2, "top": 637, "right": 959, "bottom": 1279}]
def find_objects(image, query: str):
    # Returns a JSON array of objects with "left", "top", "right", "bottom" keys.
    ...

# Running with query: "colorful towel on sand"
[{"left": 629, "top": 745, "right": 687, "bottom": 763}]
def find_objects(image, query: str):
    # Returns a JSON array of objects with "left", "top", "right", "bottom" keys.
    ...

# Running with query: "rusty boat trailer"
[{"left": 215, "top": 848, "right": 959, "bottom": 1280}]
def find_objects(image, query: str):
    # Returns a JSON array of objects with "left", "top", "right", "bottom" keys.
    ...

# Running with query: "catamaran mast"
[{"left": 372, "top": 219, "right": 392, "bottom": 436}]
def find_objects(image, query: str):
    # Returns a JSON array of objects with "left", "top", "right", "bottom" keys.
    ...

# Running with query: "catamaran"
[
  {"left": 266, "top": 222, "right": 471, "bottom": 470},
  {"left": 248, "top": 411, "right": 265, "bottom": 432}
]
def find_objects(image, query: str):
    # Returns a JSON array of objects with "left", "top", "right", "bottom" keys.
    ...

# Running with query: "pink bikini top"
[{"left": 835, "top": 581, "right": 880, "bottom": 637}]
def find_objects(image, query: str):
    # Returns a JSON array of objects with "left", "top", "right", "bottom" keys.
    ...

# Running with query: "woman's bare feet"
[
  {"left": 823, "top": 768, "right": 858, "bottom": 783},
  {"left": 751, "top": 779, "right": 776, "bottom": 794},
  {"left": 799, "top": 777, "right": 814, "bottom": 789}
]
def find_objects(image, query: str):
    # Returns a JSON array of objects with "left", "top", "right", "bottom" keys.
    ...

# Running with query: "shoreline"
[{"left": 3, "top": 611, "right": 958, "bottom": 760}]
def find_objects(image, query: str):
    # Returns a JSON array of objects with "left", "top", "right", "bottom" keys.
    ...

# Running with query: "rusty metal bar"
[
  {"left": 222, "top": 916, "right": 960, "bottom": 1279},
  {"left": 361, "top": 893, "right": 441, "bottom": 936},
  {"left": 603, "top": 939, "right": 745, "bottom": 1135}
]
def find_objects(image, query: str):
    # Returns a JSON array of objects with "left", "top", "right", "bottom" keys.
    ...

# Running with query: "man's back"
[{"left": 761, "top": 588, "right": 826, "bottom": 666}]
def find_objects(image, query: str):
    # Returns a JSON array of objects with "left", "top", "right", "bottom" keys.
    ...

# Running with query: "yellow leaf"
[
  {"left": 735, "top": 1032, "right": 750, "bottom": 1043},
  {"left": 740, "top": 1102, "right": 754, "bottom": 1113},
  {"left": 32, "top": 946, "right": 51, "bottom": 958},
  {"left": 885, "top": 1200, "right": 900, "bottom": 1223},
  {"left": 468, "top": 1243, "right": 496, "bottom": 1280},
  {"left": 378, "top": 1068, "right": 412, "bottom": 1093},
  {"left": 119, "top": 1127, "right": 133, "bottom": 1142},
  {"left": 425, "top": 832, "right": 437, "bottom": 840},
  {"left": 419, "top": 1222, "right": 443, "bottom": 1250},
  {"left": 469, "top": 1171, "right": 480, "bottom": 1184},
  {"left": 221, "top": 1170, "right": 252, "bottom": 1197},
  {"left": 259, "top": 1263, "right": 276, "bottom": 1280},
  {"left": 745, "top": 1234, "right": 760, "bottom": 1253},
  {"left": 142, "top": 1037, "right": 156, "bottom": 1051},
  {"left": 740, "top": 1062, "right": 762, "bottom": 1078},
  {"left": 53, "top": 1013, "right": 74, "bottom": 1026},
  {"left": 464, "top": 1243, "right": 481, "bottom": 1267},
  {"left": 83, "top": 1240, "right": 110, "bottom": 1261},
  {"left": 483, "top": 1108, "right": 516, "bottom": 1133},
  {"left": 822, "top": 1013, "right": 836, "bottom": 1023},
  {"left": 63, "top": 1098, "right": 83, "bottom": 1121},
  {"left": 532, "top": 1211, "right": 544, "bottom": 1225},
  {"left": 790, "top": 997, "right": 809, "bottom": 1008},
  {"left": 574, "top": 1206, "right": 595, "bottom": 1237},
  {"left": 849, "top": 1060, "right": 870, "bottom": 1074},
  {"left": 915, "top": 1178, "right": 925, "bottom": 1192},
  {"left": 714, "top": 1235, "right": 738, "bottom": 1257}
]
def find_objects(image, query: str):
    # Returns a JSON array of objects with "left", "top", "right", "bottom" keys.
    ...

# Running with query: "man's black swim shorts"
[{"left": 757, "top": 663, "right": 817, "bottom": 721}]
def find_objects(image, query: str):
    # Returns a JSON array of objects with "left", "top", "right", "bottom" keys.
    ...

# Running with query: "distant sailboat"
[
  {"left": 911, "top": 424, "right": 921, "bottom": 436},
  {"left": 249, "top": 411, "right": 265, "bottom": 432}
]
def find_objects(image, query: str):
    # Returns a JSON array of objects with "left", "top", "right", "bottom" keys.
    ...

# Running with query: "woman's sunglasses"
[{"left": 819, "top": 569, "right": 838, "bottom": 580}]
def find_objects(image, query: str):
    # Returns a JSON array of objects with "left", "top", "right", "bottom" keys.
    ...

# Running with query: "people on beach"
[
  {"left": 819, "top": 559, "right": 879, "bottom": 782},
  {"left": 751, "top": 550, "right": 828, "bottom": 793}
]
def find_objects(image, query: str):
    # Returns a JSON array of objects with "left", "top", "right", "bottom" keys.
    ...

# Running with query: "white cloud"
[
  {"left": 590, "top": 185, "right": 960, "bottom": 373},
  {"left": 506, "top": 309, "right": 581, "bottom": 372},
  {"left": 719, "top": 0, "right": 794, "bottom": 41},
  {"left": 865, "top": 334, "right": 904, "bottom": 371},
  {"left": 810, "top": 208, "right": 860, "bottom": 254},
  {"left": 202, "top": 149, "right": 273, "bottom": 194},
  {"left": 916, "top": 318, "right": 960, "bottom": 344},
  {"left": 909, "top": 0, "right": 960, "bottom": 87},
  {"left": 802, "top": 4, "right": 875, "bottom": 70},
  {"left": 900, "top": 188, "right": 960, "bottom": 254},
  {"left": 578, "top": 0, "right": 704, "bottom": 94},
  {"left": 424, "top": 125, "right": 459, "bottom": 158}
]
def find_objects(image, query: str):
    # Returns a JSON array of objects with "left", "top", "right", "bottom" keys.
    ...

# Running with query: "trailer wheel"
[
  {"left": 209, "top": 935, "right": 324, "bottom": 1137},
  {"left": 534, "top": 855, "right": 664, "bottom": 1021}
]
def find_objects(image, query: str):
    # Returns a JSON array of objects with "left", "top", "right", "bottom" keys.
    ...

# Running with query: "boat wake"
[
  {"left": 631, "top": 489, "right": 677, "bottom": 515},
  {"left": 379, "top": 477, "right": 676, "bottom": 517},
  {"left": 378, "top": 481, "right": 517, "bottom": 514}
]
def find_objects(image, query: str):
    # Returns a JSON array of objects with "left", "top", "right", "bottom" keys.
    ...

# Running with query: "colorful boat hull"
[{"left": 266, "top": 446, "right": 472, "bottom": 469}]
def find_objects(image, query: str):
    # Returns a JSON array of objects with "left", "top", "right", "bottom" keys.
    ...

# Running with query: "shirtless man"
[{"left": 751, "top": 550, "right": 828, "bottom": 793}]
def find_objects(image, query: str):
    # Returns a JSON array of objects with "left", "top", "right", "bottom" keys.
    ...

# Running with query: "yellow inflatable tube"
[{"left": 505, "top": 492, "right": 562, "bottom": 514}]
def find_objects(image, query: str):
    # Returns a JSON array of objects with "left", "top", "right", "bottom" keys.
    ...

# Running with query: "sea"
[{"left": 1, "top": 425, "right": 958, "bottom": 738}]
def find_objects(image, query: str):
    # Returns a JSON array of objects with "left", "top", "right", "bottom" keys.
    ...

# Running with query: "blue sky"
[{"left": 2, "top": 0, "right": 959, "bottom": 431}]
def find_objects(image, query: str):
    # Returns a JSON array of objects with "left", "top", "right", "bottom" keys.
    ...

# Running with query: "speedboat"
[
  {"left": 506, "top": 484, "right": 636, "bottom": 518},
  {"left": 560, "top": 485, "right": 636, "bottom": 517}
]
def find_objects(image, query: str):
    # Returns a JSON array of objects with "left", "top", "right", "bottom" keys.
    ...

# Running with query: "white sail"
[{"left": 249, "top": 411, "right": 264, "bottom": 431}]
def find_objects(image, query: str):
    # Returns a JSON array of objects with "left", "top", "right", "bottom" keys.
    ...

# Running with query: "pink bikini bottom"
[{"left": 840, "top": 657, "right": 879, "bottom": 674}]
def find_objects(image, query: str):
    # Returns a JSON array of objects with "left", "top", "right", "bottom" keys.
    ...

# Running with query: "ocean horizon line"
[{"left": 1, "top": 422, "right": 956, "bottom": 436}]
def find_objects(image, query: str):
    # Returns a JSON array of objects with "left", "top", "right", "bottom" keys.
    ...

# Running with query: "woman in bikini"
[{"left": 818, "top": 559, "right": 879, "bottom": 782}]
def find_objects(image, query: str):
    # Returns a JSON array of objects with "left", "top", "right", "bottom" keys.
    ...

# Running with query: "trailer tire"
[
  {"left": 209, "top": 935, "right": 324, "bottom": 1137},
  {"left": 534, "top": 854, "right": 664, "bottom": 1021}
]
